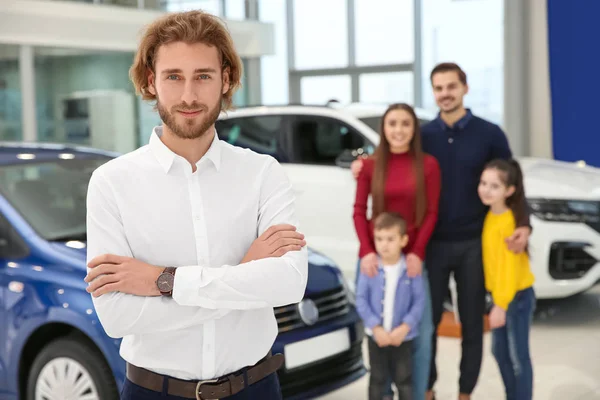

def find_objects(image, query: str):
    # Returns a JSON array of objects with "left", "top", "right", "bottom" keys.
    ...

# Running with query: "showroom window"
[
  {"left": 215, "top": 115, "right": 289, "bottom": 162},
  {"left": 354, "top": 0, "right": 414, "bottom": 66},
  {"left": 34, "top": 48, "right": 139, "bottom": 153},
  {"left": 291, "top": 116, "right": 372, "bottom": 166},
  {"left": 420, "top": 0, "right": 504, "bottom": 124},
  {"left": 259, "top": 0, "right": 289, "bottom": 105},
  {"left": 223, "top": 0, "right": 246, "bottom": 19},
  {"left": 292, "top": 0, "right": 349, "bottom": 70},
  {"left": 359, "top": 72, "right": 414, "bottom": 105},
  {"left": 288, "top": 0, "right": 415, "bottom": 106},
  {"left": 300, "top": 75, "right": 352, "bottom": 105},
  {"left": 162, "top": 0, "right": 222, "bottom": 13},
  {"left": 0, "top": 44, "right": 22, "bottom": 141}
]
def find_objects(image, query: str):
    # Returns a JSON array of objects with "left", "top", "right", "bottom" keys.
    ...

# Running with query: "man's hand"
[
  {"left": 505, "top": 226, "right": 530, "bottom": 253},
  {"left": 390, "top": 323, "right": 410, "bottom": 346},
  {"left": 85, "top": 255, "right": 163, "bottom": 298},
  {"left": 351, "top": 159, "right": 364, "bottom": 179},
  {"left": 360, "top": 252, "right": 379, "bottom": 278},
  {"left": 241, "top": 224, "right": 306, "bottom": 263},
  {"left": 489, "top": 305, "right": 507, "bottom": 329},
  {"left": 406, "top": 253, "right": 423, "bottom": 278},
  {"left": 373, "top": 326, "right": 391, "bottom": 348}
]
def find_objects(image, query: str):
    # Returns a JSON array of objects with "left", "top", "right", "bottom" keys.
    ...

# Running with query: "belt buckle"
[{"left": 195, "top": 378, "right": 220, "bottom": 400}]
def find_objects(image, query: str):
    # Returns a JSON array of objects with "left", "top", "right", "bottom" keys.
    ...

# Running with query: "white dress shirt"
[
  {"left": 86, "top": 127, "right": 308, "bottom": 380},
  {"left": 382, "top": 259, "right": 404, "bottom": 332}
]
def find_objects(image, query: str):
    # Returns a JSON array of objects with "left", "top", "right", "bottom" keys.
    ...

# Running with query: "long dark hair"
[
  {"left": 371, "top": 103, "right": 426, "bottom": 226},
  {"left": 484, "top": 158, "right": 527, "bottom": 227}
]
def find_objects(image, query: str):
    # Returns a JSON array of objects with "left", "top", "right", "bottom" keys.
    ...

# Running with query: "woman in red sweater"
[{"left": 353, "top": 103, "right": 441, "bottom": 400}]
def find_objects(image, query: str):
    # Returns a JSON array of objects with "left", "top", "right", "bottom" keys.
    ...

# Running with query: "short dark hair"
[
  {"left": 374, "top": 212, "right": 407, "bottom": 236},
  {"left": 430, "top": 62, "right": 467, "bottom": 85}
]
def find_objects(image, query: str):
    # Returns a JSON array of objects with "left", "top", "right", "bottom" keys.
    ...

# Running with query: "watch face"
[{"left": 157, "top": 272, "right": 174, "bottom": 292}]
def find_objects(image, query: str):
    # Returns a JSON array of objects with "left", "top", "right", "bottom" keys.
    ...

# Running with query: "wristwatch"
[{"left": 156, "top": 267, "right": 177, "bottom": 296}]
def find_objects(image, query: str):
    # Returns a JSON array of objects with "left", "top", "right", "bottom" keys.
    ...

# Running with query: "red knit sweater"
[{"left": 353, "top": 152, "right": 441, "bottom": 260}]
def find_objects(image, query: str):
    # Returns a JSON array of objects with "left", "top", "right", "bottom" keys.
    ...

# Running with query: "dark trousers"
[
  {"left": 368, "top": 336, "right": 413, "bottom": 400},
  {"left": 121, "top": 372, "right": 282, "bottom": 400},
  {"left": 492, "top": 287, "right": 536, "bottom": 400},
  {"left": 427, "top": 237, "right": 485, "bottom": 394}
]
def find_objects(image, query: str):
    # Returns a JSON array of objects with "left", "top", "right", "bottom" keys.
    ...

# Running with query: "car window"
[
  {"left": 215, "top": 116, "right": 289, "bottom": 163},
  {"left": 291, "top": 117, "right": 372, "bottom": 166},
  {"left": 0, "top": 158, "right": 110, "bottom": 241},
  {"left": 0, "top": 211, "right": 28, "bottom": 258}
]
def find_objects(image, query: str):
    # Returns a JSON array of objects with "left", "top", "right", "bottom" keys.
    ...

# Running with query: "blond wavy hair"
[{"left": 129, "top": 10, "right": 243, "bottom": 110}]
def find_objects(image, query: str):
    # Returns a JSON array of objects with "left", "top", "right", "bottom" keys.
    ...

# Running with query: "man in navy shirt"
[{"left": 352, "top": 62, "right": 530, "bottom": 400}]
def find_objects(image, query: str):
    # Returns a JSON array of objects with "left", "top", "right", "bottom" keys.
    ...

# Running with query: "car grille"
[
  {"left": 277, "top": 335, "right": 365, "bottom": 399},
  {"left": 549, "top": 242, "right": 597, "bottom": 279},
  {"left": 274, "top": 286, "right": 350, "bottom": 333}
]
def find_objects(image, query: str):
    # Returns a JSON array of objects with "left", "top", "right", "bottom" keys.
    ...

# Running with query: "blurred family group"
[{"left": 352, "top": 63, "right": 536, "bottom": 400}]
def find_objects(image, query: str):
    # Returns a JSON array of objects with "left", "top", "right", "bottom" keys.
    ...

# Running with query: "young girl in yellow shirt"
[{"left": 478, "top": 158, "right": 535, "bottom": 400}]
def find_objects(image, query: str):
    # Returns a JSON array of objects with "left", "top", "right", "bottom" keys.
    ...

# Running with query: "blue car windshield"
[{"left": 0, "top": 158, "right": 110, "bottom": 241}]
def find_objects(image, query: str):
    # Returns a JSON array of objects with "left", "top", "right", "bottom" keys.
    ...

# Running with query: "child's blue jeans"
[{"left": 491, "top": 287, "right": 536, "bottom": 400}]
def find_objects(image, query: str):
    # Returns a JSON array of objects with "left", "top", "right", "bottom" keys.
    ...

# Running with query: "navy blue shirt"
[{"left": 421, "top": 109, "right": 512, "bottom": 241}]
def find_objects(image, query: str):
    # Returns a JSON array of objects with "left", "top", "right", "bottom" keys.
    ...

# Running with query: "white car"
[{"left": 216, "top": 103, "right": 600, "bottom": 299}]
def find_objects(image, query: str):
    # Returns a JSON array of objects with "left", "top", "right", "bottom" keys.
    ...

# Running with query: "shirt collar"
[
  {"left": 149, "top": 126, "right": 222, "bottom": 173},
  {"left": 435, "top": 108, "right": 473, "bottom": 131},
  {"left": 378, "top": 254, "right": 406, "bottom": 271}
]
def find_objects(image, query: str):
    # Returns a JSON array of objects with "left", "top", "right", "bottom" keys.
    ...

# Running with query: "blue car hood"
[
  {"left": 48, "top": 241, "right": 87, "bottom": 263},
  {"left": 48, "top": 242, "right": 345, "bottom": 295}
]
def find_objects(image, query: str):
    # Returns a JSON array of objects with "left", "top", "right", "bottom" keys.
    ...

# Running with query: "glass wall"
[
  {"left": 0, "top": 44, "right": 22, "bottom": 141},
  {"left": 163, "top": 0, "right": 222, "bottom": 13},
  {"left": 359, "top": 72, "right": 413, "bottom": 105},
  {"left": 301, "top": 75, "right": 352, "bottom": 105},
  {"left": 259, "top": 0, "right": 288, "bottom": 105},
  {"left": 421, "top": 0, "right": 504, "bottom": 124},
  {"left": 354, "top": 0, "right": 414, "bottom": 66},
  {"left": 293, "top": 0, "right": 349, "bottom": 70},
  {"left": 287, "top": 0, "right": 415, "bottom": 106},
  {"left": 51, "top": 0, "right": 247, "bottom": 16},
  {"left": 34, "top": 48, "right": 139, "bottom": 152},
  {"left": 30, "top": 47, "right": 249, "bottom": 152}
]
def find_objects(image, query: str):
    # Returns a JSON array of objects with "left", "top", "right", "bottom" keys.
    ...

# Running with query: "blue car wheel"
[{"left": 26, "top": 335, "right": 119, "bottom": 400}]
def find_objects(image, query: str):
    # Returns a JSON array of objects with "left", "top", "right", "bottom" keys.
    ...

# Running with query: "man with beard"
[
  {"left": 84, "top": 10, "right": 308, "bottom": 400},
  {"left": 352, "top": 62, "right": 531, "bottom": 400}
]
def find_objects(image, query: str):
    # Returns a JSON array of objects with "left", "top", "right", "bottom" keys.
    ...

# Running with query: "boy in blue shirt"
[{"left": 356, "top": 212, "right": 426, "bottom": 400}]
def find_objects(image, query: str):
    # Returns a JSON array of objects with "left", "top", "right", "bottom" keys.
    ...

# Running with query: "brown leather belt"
[{"left": 126, "top": 353, "right": 284, "bottom": 400}]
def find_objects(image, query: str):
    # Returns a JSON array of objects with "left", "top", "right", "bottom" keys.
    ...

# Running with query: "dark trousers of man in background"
[{"left": 426, "top": 237, "right": 485, "bottom": 395}]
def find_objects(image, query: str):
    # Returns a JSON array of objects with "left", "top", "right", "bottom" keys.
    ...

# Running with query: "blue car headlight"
[{"left": 528, "top": 198, "right": 600, "bottom": 223}]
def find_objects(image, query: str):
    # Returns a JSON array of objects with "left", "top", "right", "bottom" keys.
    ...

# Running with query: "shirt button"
[{"left": 448, "top": 138, "right": 454, "bottom": 143}]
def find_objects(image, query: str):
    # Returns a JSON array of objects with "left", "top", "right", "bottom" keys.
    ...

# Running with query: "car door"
[
  {"left": 282, "top": 114, "right": 375, "bottom": 278},
  {"left": 0, "top": 209, "right": 29, "bottom": 395}
]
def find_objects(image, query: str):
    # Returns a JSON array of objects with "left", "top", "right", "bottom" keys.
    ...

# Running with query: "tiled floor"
[{"left": 318, "top": 285, "right": 600, "bottom": 400}]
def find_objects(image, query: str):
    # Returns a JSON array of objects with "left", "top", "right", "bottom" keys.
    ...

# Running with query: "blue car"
[{"left": 0, "top": 143, "right": 366, "bottom": 400}]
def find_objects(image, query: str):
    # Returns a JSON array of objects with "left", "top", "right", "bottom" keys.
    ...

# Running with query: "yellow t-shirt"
[{"left": 482, "top": 209, "right": 535, "bottom": 310}]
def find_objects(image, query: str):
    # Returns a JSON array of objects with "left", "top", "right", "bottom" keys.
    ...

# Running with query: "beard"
[
  {"left": 156, "top": 94, "right": 222, "bottom": 140},
  {"left": 438, "top": 97, "right": 462, "bottom": 113}
]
